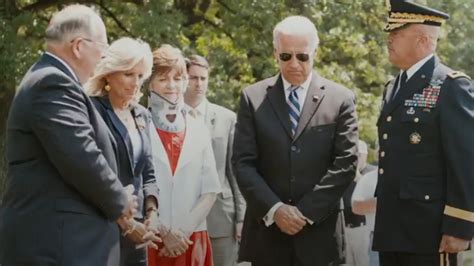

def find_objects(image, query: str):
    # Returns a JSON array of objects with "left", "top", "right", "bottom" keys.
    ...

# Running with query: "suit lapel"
[
  {"left": 97, "top": 97, "right": 135, "bottom": 174},
  {"left": 266, "top": 75, "right": 293, "bottom": 138},
  {"left": 382, "top": 56, "right": 436, "bottom": 115},
  {"left": 130, "top": 106, "right": 148, "bottom": 176},
  {"left": 204, "top": 100, "right": 216, "bottom": 133},
  {"left": 106, "top": 108, "right": 135, "bottom": 174},
  {"left": 293, "top": 72, "right": 325, "bottom": 141}
]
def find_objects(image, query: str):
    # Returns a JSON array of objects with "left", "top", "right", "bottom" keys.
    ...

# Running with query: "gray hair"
[
  {"left": 85, "top": 37, "right": 153, "bottom": 102},
  {"left": 45, "top": 4, "right": 101, "bottom": 43},
  {"left": 273, "top": 16, "right": 319, "bottom": 52}
]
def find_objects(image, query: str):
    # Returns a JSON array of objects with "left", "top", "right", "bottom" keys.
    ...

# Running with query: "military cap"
[{"left": 385, "top": 0, "right": 450, "bottom": 31}]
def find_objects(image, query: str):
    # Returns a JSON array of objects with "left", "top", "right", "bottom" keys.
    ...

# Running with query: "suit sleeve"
[
  {"left": 30, "top": 76, "right": 127, "bottom": 221},
  {"left": 439, "top": 76, "right": 474, "bottom": 240},
  {"left": 232, "top": 89, "right": 282, "bottom": 219},
  {"left": 226, "top": 113, "right": 246, "bottom": 223},
  {"left": 296, "top": 92, "right": 358, "bottom": 224},
  {"left": 142, "top": 111, "right": 159, "bottom": 203}
]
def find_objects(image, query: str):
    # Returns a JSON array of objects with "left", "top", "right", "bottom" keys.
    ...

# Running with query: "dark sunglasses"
[{"left": 279, "top": 53, "right": 310, "bottom": 62}]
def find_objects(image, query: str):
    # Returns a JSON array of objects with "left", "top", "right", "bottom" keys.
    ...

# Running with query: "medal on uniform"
[
  {"left": 409, "top": 132, "right": 422, "bottom": 144},
  {"left": 406, "top": 107, "right": 415, "bottom": 115}
]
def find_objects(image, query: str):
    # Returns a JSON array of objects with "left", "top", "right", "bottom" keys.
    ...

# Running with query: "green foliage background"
[{"left": 1, "top": 0, "right": 473, "bottom": 196}]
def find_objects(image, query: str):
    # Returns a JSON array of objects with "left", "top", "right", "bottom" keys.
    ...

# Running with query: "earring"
[{"left": 105, "top": 84, "right": 111, "bottom": 91}]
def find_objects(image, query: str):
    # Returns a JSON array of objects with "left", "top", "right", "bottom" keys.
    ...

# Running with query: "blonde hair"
[
  {"left": 86, "top": 37, "right": 153, "bottom": 102},
  {"left": 148, "top": 44, "right": 187, "bottom": 85}
]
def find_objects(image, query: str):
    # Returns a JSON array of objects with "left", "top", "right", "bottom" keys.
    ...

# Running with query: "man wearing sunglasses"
[{"left": 233, "top": 15, "right": 358, "bottom": 266}]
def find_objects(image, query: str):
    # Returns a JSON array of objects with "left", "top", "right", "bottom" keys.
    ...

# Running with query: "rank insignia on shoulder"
[
  {"left": 409, "top": 132, "right": 422, "bottom": 145},
  {"left": 448, "top": 71, "right": 471, "bottom": 80}
]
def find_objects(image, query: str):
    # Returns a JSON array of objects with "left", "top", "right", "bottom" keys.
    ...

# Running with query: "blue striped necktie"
[{"left": 288, "top": 86, "right": 300, "bottom": 136}]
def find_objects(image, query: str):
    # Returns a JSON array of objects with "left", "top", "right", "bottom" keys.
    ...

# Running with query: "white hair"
[
  {"left": 85, "top": 37, "right": 153, "bottom": 102},
  {"left": 45, "top": 4, "right": 102, "bottom": 43},
  {"left": 273, "top": 16, "right": 319, "bottom": 51},
  {"left": 413, "top": 24, "right": 440, "bottom": 52}
]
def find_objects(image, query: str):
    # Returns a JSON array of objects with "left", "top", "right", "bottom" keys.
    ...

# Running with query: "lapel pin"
[{"left": 421, "top": 74, "right": 426, "bottom": 79}]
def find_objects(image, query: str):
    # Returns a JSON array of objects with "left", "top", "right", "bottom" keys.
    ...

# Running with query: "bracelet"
[{"left": 122, "top": 222, "right": 136, "bottom": 237}]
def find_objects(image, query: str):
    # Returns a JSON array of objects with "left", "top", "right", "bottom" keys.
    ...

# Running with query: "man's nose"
[{"left": 289, "top": 56, "right": 300, "bottom": 68}]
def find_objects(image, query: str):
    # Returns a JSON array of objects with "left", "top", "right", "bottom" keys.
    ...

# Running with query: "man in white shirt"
[
  {"left": 232, "top": 15, "right": 358, "bottom": 266},
  {"left": 184, "top": 55, "right": 246, "bottom": 266}
]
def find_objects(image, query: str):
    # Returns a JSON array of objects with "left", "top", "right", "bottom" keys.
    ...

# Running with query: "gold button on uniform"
[
  {"left": 379, "top": 168, "right": 384, "bottom": 175},
  {"left": 386, "top": 116, "right": 392, "bottom": 122},
  {"left": 424, "top": 195, "right": 430, "bottom": 200},
  {"left": 414, "top": 117, "right": 420, "bottom": 123},
  {"left": 380, "top": 151, "right": 386, "bottom": 158},
  {"left": 383, "top": 133, "right": 388, "bottom": 140}
]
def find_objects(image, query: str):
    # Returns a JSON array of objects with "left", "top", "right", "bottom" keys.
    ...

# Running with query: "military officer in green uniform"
[{"left": 373, "top": 1, "right": 474, "bottom": 265}]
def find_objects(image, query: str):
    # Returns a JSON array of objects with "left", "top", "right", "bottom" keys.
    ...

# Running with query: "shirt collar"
[
  {"left": 282, "top": 72, "right": 313, "bottom": 92},
  {"left": 185, "top": 99, "right": 207, "bottom": 116},
  {"left": 45, "top": 52, "right": 80, "bottom": 83},
  {"left": 403, "top": 53, "right": 434, "bottom": 80}
]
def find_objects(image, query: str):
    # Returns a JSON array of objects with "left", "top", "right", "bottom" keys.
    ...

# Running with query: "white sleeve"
[
  {"left": 263, "top": 202, "right": 284, "bottom": 226},
  {"left": 352, "top": 170, "right": 378, "bottom": 202}
]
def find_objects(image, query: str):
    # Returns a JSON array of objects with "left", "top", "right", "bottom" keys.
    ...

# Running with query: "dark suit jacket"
[
  {"left": 91, "top": 96, "right": 159, "bottom": 219},
  {"left": 0, "top": 53, "right": 128, "bottom": 266},
  {"left": 232, "top": 72, "right": 358, "bottom": 266},
  {"left": 374, "top": 56, "right": 474, "bottom": 253}
]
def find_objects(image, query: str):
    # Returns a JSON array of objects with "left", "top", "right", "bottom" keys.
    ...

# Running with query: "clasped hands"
[
  {"left": 157, "top": 228, "right": 193, "bottom": 258},
  {"left": 116, "top": 185, "right": 161, "bottom": 249},
  {"left": 274, "top": 204, "right": 307, "bottom": 235}
]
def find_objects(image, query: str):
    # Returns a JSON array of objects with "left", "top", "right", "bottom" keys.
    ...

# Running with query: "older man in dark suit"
[
  {"left": 0, "top": 5, "right": 138, "bottom": 266},
  {"left": 232, "top": 15, "right": 358, "bottom": 266}
]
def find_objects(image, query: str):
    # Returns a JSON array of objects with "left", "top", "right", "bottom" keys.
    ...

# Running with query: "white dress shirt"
[
  {"left": 185, "top": 101, "right": 207, "bottom": 122},
  {"left": 404, "top": 53, "right": 434, "bottom": 80},
  {"left": 282, "top": 72, "right": 312, "bottom": 108},
  {"left": 388, "top": 53, "right": 434, "bottom": 101},
  {"left": 263, "top": 72, "right": 314, "bottom": 227}
]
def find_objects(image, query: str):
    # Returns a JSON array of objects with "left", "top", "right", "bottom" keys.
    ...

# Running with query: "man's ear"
[
  {"left": 273, "top": 48, "right": 279, "bottom": 63},
  {"left": 71, "top": 38, "right": 82, "bottom": 59}
]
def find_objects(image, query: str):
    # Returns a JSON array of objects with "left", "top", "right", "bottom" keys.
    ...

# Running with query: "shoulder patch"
[{"left": 447, "top": 71, "right": 471, "bottom": 80}]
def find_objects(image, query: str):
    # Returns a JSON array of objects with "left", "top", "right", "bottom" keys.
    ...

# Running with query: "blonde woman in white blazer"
[{"left": 146, "top": 44, "right": 221, "bottom": 266}]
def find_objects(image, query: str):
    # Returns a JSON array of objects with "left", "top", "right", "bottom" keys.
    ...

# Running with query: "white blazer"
[{"left": 150, "top": 115, "right": 221, "bottom": 232}]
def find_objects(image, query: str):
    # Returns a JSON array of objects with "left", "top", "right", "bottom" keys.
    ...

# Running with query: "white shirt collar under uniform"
[
  {"left": 282, "top": 72, "right": 312, "bottom": 108},
  {"left": 402, "top": 53, "right": 434, "bottom": 81}
]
